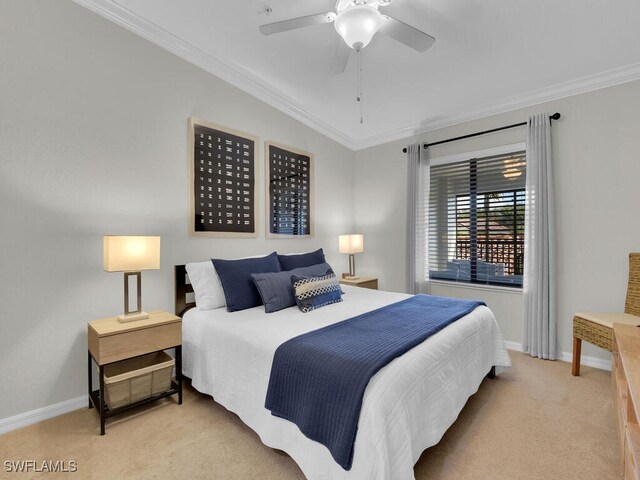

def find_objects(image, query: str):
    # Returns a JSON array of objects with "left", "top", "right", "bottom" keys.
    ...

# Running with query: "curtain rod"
[{"left": 402, "top": 112, "right": 561, "bottom": 153}]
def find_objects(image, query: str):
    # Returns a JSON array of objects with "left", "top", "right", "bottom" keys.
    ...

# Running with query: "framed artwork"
[
  {"left": 265, "top": 141, "right": 314, "bottom": 238},
  {"left": 189, "top": 117, "right": 258, "bottom": 237}
]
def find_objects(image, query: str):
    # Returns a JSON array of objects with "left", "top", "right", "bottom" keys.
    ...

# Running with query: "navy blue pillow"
[
  {"left": 291, "top": 271, "right": 343, "bottom": 313},
  {"left": 252, "top": 263, "right": 334, "bottom": 313},
  {"left": 278, "top": 249, "right": 326, "bottom": 270},
  {"left": 212, "top": 253, "right": 281, "bottom": 312}
]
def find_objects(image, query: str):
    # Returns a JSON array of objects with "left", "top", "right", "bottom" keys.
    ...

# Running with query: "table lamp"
[
  {"left": 339, "top": 234, "right": 364, "bottom": 279},
  {"left": 103, "top": 235, "right": 161, "bottom": 323}
]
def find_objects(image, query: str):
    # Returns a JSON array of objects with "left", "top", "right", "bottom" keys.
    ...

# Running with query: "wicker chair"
[{"left": 572, "top": 253, "right": 640, "bottom": 376}]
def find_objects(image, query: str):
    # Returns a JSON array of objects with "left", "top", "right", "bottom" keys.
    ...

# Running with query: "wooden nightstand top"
[
  {"left": 89, "top": 310, "right": 180, "bottom": 337},
  {"left": 339, "top": 276, "right": 378, "bottom": 289},
  {"left": 88, "top": 310, "right": 181, "bottom": 365}
]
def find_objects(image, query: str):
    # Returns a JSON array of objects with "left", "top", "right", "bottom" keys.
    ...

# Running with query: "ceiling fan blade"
[
  {"left": 329, "top": 39, "right": 351, "bottom": 75},
  {"left": 379, "top": 15, "right": 435, "bottom": 52},
  {"left": 259, "top": 12, "right": 336, "bottom": 36}
]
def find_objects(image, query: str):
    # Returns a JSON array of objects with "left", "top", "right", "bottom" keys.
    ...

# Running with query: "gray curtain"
[
  {"left": 406, "top": 144, "right": 429, "bottom": 294},
  {"left": 522, "top": 113, "right": 557, "bottom": 359}
]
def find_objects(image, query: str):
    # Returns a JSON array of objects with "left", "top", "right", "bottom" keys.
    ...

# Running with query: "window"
[{"left": 428, "top": 151, "right": 526, "bottom": 287}]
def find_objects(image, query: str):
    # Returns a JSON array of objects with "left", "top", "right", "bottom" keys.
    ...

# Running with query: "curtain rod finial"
[
  {"left": 551, "top": 112, "right": 561, "bottom": 120},
  {"left": 402, "top": 147, "right": 407, "bottom": 153}
]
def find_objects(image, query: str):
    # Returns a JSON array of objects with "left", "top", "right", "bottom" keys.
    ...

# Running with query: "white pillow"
[{"left": 185, "top": 261, "right": 226, "bottom": 310}]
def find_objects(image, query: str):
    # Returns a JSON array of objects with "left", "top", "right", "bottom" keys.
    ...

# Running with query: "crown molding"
[
  {"left": 73, "top": 0, "right": 640, "bottom": 152},
  {"left": 352, "top": 61, "right": 640, "bottom": 150},
  {"left": 72, "top": 0, "right": 360, "bottom": 150}
]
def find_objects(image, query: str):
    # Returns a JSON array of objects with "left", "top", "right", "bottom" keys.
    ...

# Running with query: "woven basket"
[{"left": 103, "top": 351, "right": 174, "bottom": 410}]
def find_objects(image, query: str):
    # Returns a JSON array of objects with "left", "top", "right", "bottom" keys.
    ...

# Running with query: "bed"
[{"left": 175, "top": 264, "right": 511, "bottom": 480}]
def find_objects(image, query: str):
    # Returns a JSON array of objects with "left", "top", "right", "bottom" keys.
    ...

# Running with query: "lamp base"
[
  {"left": 117, "top": 311, "right": 149, "bottom": 323},
  {"left": 343, "top": 275, "right": 360, "bottom": 280}
]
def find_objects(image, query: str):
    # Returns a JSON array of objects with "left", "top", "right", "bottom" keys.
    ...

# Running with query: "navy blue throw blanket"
[{"left": 264, "top": 294, "right": 485, "bottom": 470}]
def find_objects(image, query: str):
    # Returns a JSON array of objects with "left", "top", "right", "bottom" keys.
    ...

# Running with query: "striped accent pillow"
[{"left": 291, "top": 271, "right": 343, "bottom": 313}]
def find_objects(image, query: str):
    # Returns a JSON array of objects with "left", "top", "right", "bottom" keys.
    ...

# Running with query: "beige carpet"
[{"left": 1, "top": 351, "right": 618, "bottom": 480}]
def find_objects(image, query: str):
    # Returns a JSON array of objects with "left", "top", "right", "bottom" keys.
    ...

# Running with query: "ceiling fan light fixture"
[
  {"left": 334, "top": 5, "right": 382, "bottom": 50},
  {"left": 503, "top": 158, "right": 525, "bottom": 179}
]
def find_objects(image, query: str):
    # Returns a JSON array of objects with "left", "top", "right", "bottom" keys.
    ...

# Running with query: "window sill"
[{"left": 428, "top": 279, "right": 523, "bottom": 295}]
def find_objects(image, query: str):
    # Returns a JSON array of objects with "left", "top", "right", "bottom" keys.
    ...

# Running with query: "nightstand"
[
  {"left": 339, "top": 276, "right": 378, "bottom": 290},
  {"left": 87, "top": 310, "right": 182, "bottom": 435}
]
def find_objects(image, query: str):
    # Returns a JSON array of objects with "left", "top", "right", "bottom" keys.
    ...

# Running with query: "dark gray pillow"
[{"left": 252, "top": 263, "right": 334, "bottom": 313}]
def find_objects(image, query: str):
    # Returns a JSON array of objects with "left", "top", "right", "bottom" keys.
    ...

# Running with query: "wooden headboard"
[{"left": 174, "top": 265, "right": 196, "bottom": 317}]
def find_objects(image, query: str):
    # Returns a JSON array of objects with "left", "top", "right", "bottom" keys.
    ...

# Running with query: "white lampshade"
[
  {"left": 334, "top": 5, "right": 382, "bottom": 50},
  {"left": 103, "top": 236, "right": 161, "bottom": 272},
  {"left": 339, "top": 234, "right": 364, "bottom": 254}
]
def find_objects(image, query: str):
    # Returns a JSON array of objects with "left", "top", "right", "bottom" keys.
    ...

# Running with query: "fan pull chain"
[{"left": 356, "top": 48, "right": 363, "bottom": 124}]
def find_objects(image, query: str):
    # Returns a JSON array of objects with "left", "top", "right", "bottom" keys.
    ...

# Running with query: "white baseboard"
[
  {"left": 0, "top": 341, "right": 613, "bottom": 435},
  {"left": 0, "top": 395, "right": 87, "bottom": 436},
  {"left": 505, "top": 341, "right": 612, "bottom": 371}
]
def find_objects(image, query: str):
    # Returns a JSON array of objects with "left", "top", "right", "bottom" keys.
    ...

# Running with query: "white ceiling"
[{"left": 76, "top": 0, "right": 640, "bottom": 150}]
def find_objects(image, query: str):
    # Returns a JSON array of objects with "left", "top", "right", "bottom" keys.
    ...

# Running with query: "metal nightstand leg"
[
  {"left": 87, "top": 352, "right": 93, "bottom": 409},
  {"left": 176, "top": 345, "right": 183, "bottom": 405},
  {"left": 99, "top": 364, "right": 105, "bottom": 435}
]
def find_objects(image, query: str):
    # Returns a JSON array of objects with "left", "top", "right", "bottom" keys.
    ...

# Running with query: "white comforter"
[{"left": 182, "top": 286, "right": 511, "bottom": 480}]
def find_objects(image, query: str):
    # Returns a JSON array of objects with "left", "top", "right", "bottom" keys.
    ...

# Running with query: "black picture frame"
[
  {"left": 265, "top": 141, "right": 314, "bottom": 238},
  {"left": 189, "top": 117, "right": 258, "bottom": 237}
]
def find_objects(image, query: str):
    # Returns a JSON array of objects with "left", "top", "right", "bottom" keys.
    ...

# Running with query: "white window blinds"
[{"left": 428, "top": 151, "right": 526, "bottom": 287}]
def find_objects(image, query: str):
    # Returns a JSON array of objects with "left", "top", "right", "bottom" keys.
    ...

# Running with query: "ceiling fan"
[{"left": 259, "top": 0, "right": 435, "bottom": 74}]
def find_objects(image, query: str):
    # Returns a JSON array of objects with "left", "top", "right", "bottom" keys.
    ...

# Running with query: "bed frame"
[{"left": 174, "top": 265, "right": 195, "bottom": 317}]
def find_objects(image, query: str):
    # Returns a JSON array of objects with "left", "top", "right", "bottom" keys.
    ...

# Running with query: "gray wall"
[
  {"left": 354, "top": 79, "right": 640, "bottom": 363},
  {"left": 0, "top": 1, "right": 355, "bottom": 420},
  {"left": 3, "top": 0, "right": 638, "bottom": 423}
]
